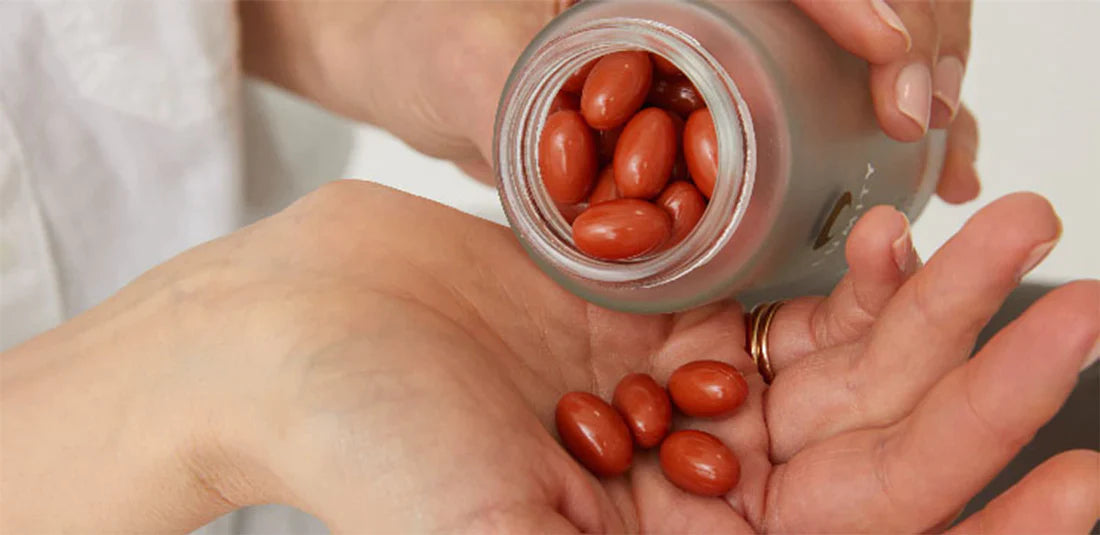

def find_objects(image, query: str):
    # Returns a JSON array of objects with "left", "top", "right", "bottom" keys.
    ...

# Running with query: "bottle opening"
[{"left": 497, "top": 15, "right": 757, "bottom": 288}]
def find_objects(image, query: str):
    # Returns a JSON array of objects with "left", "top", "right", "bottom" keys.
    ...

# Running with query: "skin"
[
  {"left": 237, "top": 0, "right": 981, "bottom": 200},
  {"left": 5, "top": 1, "right": 1085, "bottom": 532},
  {"left": 792, "top": 0, "right": 973, "bottom": 134},
  {"left": 2, "top": 183, "right": 1096, "bottom": 532}
]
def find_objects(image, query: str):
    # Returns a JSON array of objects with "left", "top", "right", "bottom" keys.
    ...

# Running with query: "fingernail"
[
  {"left": 1016, "top": 237, "right": 1060, "bottom": 281},
  {"left": 891, "top": 211, "right": 913, "bottom": 273},
  {"left": 871, "top": 0, "right": 912, "bottom": 51},
  {"left": 933, "top": 56, "right": 965, "bottom": 119},
  {"left": 896, "top": 63, "right": 932, "bottom": 133}
]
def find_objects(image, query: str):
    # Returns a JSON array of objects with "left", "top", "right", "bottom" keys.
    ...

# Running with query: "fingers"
[
  {"left": 765, "top": 194, "right": 1064, "bottom": 460},
  {"left": 628, "top": 455, "right": 756, "bottom": 533},
  {"left": 873, "top": 281, "right": 1100, "bottom": 531},
  {"left": 765, "top": 205, "right": 918, "bottom": 371},
  {"left": 839, "top": 207, "right": 920, "bottom": 315},
  {"left": 767, "top": 281, "right": 1099, "bottom": 533},
  {"left": 795, "top": 0, "right": 974, "bottom": 137},
  {"left": 869, "top": 0, "right": 940, "bottom": 140},
  {"left": 791, "top": 0, "right": 912, "bottom": 64},
  {"left": 853, "top": 193, "right": 1062, "bottom": 419},
  {"left": 555, "top": 461, "right": 630, "bottom": 534},
  {"left": 762, "top": 205, "right": 920, "bottom": 462},
  {"left": 649, "top": 301, "right": 777, "bottom": 523},
  {"left": 796, "top": 0, "right": 976, "bottom": 201},
  {"left": 936, "top": 104, "right": 981, "bottom": 203},
  {"left": 947, "top": 450, "right": 1100, "bottom": 535}
]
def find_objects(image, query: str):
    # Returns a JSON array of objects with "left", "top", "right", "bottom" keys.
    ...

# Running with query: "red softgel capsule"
[
  {"left": 648, "top": 77, "right": 706, "bottom": 118},
  {"left": 683, "top": 108, "right": 718, "bottom": 198},
  {"left": 657, "top": 181, "right": 707, "bottom": 245},
  {"left": 650, "top": 52, "right": 682, "bottom": 78},
  {"left": 588, "top": 166, "right": 621, "bottom": 205},
  {"left": 659, "top": 429, "right": 740, "bottom": 496},
  {"left": 572, "top": 199, "right": 672, "bottom": 260},
  {"left": 557, "top": 202, "right": 587, "bottom": 225},
  {"left": 539, "top": 110, "right": 598, "bottom": 204},
  {"left": 668, "top": 112, "right": 690, "bottom": 182},
  {"left": 561, "top": 59, "right": 596, "bottom": 94},
  {"left": 613, "top": 108, "right": 677, "bottom": 199},
  {"left": 667, "top": 360, "right": 748, "bottom": 418},
  {"left": 597, "top": 125, "right": 623, "bottom": 164},
  {"left": 612, "top": 373, "right": 672, "bottom": 448},
  {"left": 549, "top": 91, "right": 581, "bottom": 114},
  {"left": 581, "top": 51, "right": 653, "bottom": 130},
  {"left": 555, "top": 392, "right": 633, "bottom": 477}
]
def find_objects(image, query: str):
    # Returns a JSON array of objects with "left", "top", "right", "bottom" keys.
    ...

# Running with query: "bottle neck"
[{"left": 495, "top": 5, "right": 756, "bottom": 292}]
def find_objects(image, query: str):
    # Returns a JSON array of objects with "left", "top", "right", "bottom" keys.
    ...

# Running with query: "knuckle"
[
  {"left": 309, "top": 179, "right": 380, "bottom": 207},
  {"left": 934, "top": 0, "right": 972, "bottom": 55},
  {"left": 287, "top": 179, "right": 387, "bottom": 228},
  {"left": 870, "top": 432, "right": 908, "bottom": 517}
]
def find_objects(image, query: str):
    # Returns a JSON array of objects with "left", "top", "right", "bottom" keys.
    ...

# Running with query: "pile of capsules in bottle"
[
  {"left": 539, "top": 50, "right": 717, "bottom": 261},
  {"left": 556, "top": 359, "right": 748, "bottom": 496}
]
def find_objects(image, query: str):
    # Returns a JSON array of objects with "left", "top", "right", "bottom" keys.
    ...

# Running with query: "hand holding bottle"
[{"left": 239, "top": 0, "right": 979, "bottom": 203}]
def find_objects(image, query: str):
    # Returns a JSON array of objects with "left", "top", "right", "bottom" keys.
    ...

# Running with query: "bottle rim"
[{"left": 495, "top": 9, "right": 757, "bottom": 288}]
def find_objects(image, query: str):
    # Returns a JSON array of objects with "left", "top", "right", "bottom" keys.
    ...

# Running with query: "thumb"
[
  {"left": 762, "top": 205, "right": 920, "bottom": 371},
  {"left": 448, "top": 7, "right": 562, "bottom": 159}
]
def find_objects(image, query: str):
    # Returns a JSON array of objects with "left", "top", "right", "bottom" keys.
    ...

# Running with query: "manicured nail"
[
  {"left": 933, "top": 56, "right": 965, "bottom": 119},
  {"left": 895, "top": 62, "right": 932, "bottom": 133},
  {"left": 871, "top": 0, "right": 912, "bottom": 51},
  {"left": 891, "top": 211, "right": 913, "bottom": 273},
  {"left": 1016, "top": 238, "right": 1060, "bottom": 281}
]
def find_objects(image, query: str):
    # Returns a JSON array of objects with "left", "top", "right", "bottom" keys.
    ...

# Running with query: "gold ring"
[{"left": 747, "top": 301, "right": 785, "bottom": 384}]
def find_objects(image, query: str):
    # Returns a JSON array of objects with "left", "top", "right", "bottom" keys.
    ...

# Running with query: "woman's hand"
[
  {"left": 238, "top": 0, "right": 980, "bottom": 203},
  {"left": 266, "top": 185, "right": 1095, "bottom": 533},
  {"left": 238, "top": 1, "right": 563, "bottom": 181},
  {"left": 793, "top": 0, "right": 971, "bottom": 134},
  {"left": 3, "top": 182, "right": 1093, "bottom": 532},
  {"left": 792, "top": 0, "right": 979, "bottom": 202}
]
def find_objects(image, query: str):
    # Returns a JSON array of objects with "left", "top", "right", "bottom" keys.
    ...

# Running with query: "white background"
[{"left": 253, "top": 0, "right": 1099, "bottom": 284}]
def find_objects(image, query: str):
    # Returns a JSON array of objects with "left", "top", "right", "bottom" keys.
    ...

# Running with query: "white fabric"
[
  {"left": 0, "top": 1, "right": 241, "bottom": 346},
  {"left": 0, "top": 1, "right": 324, "bottom": 532}
]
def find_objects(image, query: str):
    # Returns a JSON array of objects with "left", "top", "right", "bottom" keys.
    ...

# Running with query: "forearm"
[{"left": 0, "top": 281, "right": 265, "bottom": 531}]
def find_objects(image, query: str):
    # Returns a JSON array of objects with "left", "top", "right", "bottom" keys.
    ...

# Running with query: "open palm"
[{"left": 231, "top": 183, "right": 1095, "bottom": 533}]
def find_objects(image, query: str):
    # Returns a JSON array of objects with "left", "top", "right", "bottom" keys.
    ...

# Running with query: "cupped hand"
[{"left": 199, "top": 182, "right": 1095, "bottom": 533}]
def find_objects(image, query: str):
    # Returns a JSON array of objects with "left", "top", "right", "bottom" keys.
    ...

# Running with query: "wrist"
[
  {"left": 0, "top": 276, "right": 275, "bottom": 531},
  {"left": 237, "top": 1, "right": 384, "bottom": 122},
  {"left": 238, "top": 1, "right": 342, "bottom": 110}
]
